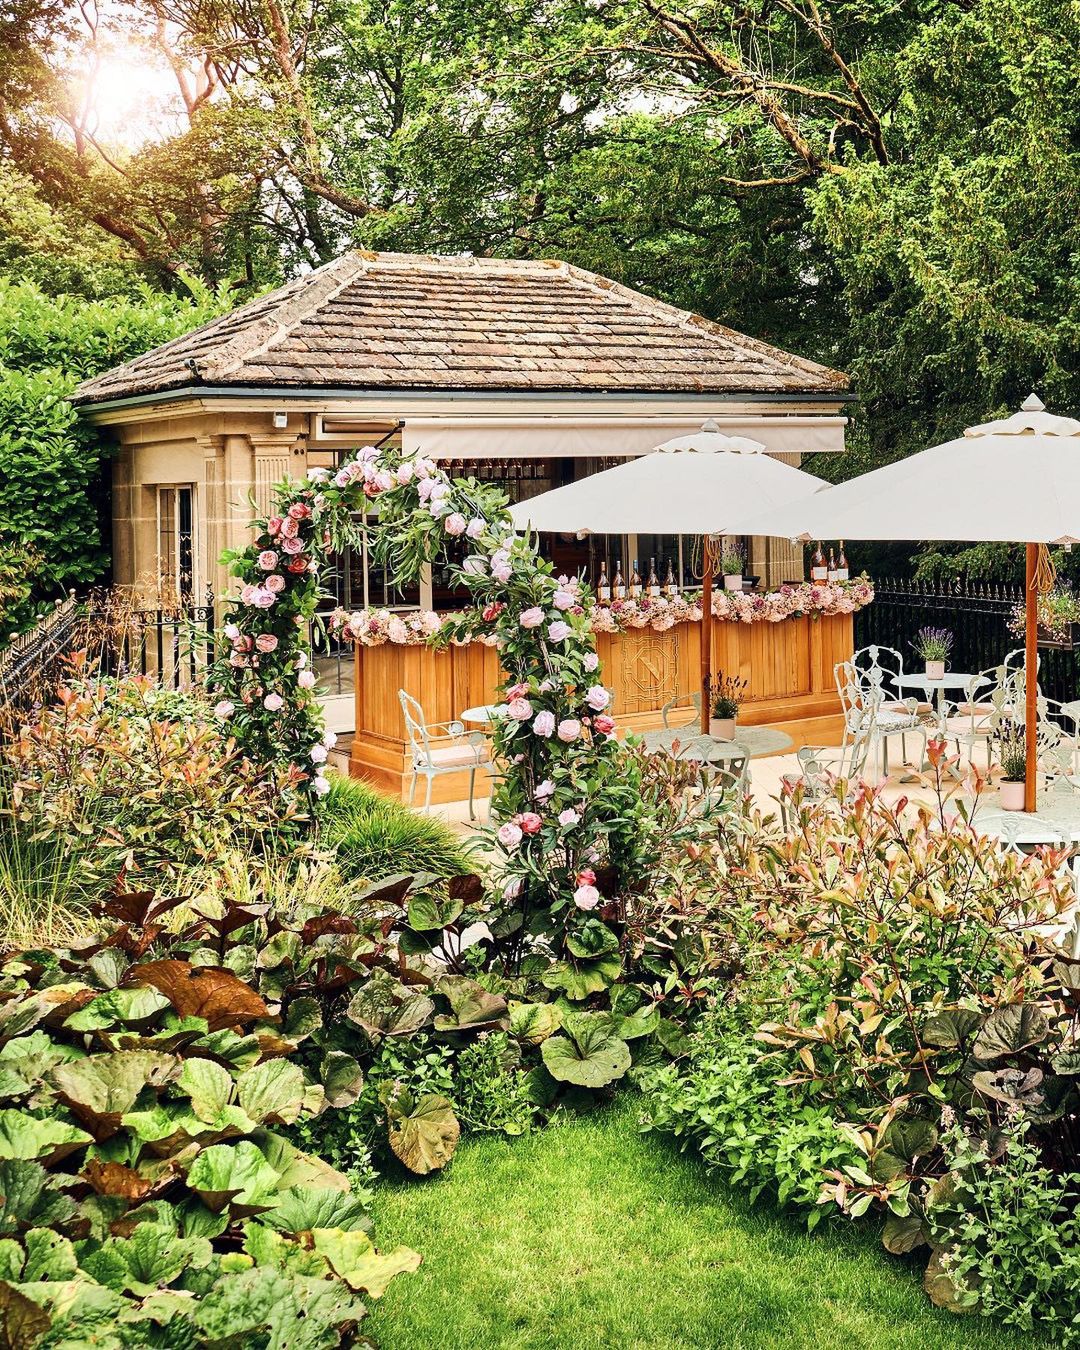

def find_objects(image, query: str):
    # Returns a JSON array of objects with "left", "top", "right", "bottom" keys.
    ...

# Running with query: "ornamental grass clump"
[{"left": 644, "top": 783, "right": 1080, "bottom": 1338}]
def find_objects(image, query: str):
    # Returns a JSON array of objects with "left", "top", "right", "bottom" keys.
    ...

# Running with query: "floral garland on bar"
[
  {"left": 334, "top": 577, "right": 874, "bottom": 647},
  {"left": 209, "top": 445, "right": 647, "bottom": 967}
]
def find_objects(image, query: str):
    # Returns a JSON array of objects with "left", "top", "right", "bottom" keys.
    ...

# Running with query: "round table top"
[
  {"left": 970, "top": 789, "right": 1080, "bottom": 842},
  {"left": 642, "top": 725, "right": 793, "bottom": 761},
  {"left": 459, "top": 704, "right": 507, "bottom": 726},
  {"left": 895, "top": 672, "right": 986, "bottom": 692}
]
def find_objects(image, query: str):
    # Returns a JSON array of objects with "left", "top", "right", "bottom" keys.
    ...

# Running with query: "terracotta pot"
[
  {"left": 999, "top": 779, "right": 1026, "bottom": 811},
  {"left": 710, "top": 716, "right": 737, "bottom": 740},
  {"left": 924, "top": 659, "right": 945, "bottom": 680},
  {"left": 723, "top": 574, "right": 743, "bottom": 592}
]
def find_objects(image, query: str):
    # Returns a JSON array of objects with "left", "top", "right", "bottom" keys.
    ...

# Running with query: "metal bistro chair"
[
  {"left": 779, "top": 721, "right": 874, "bottom": 830},
  {"left": 837, "top": 658, "right": 927, "bottom": 779},
  {"left": 668, "top": 737, "right": 750, "bottom": 812},
  {"left": 399, "top": 690, "right": 489, "bottom": 819},
  {"left": 660, "top": 692, "right": 701, "bottom": 729}
]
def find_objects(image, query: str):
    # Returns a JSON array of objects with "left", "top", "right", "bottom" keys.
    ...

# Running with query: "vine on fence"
[{"left": 209, "top": 444, "right": 642, "bottom": 962}]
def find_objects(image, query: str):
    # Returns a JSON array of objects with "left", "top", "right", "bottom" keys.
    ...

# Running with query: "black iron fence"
[{"left": 856, "top": 578, "right": 1080, "bottom": 705}]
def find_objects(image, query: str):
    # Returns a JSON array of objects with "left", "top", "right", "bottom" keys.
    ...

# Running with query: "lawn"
[{"left": 369, "top": 1099, "right": 1031, "bottom": 1350}]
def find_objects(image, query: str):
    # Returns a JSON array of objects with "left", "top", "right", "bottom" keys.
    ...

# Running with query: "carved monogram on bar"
[{"left": 625, "top": 631, "right": 678, "bottom": 702}]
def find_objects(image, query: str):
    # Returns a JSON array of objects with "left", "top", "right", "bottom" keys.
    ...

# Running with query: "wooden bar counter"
[{"left": 349, "top": 614, "right": 853, "bottom": 802}]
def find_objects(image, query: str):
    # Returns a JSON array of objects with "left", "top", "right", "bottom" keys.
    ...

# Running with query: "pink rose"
[
  {"left": 497, "top": 822, "right": 523, "bottom": 849},
  {"left": 281, "top": 535, "right": 304, "bottom": 555},
  {"left": 558, "top": 807, "right": 581, "bottom": 828},
  {"left": 255, "top": 634, "right": 278, "bottom": 653},
  {"left": 507, "top": 697, "right": 533, "bottom": 720},
  {"left": 532, "top": 711, "right": 556, "bottom": 738},
  {"left": 263, "top": 692, "right": 284, "bottom": 711},
  {"left": 535, "top": 778, "right": 555, "bottom": 801},
  {"left": 574, "top": 884, "right": 600, "bottom": 911},
  {"left": 553, "top": 589, "right": 575, "bottom": 611},
  {"left": 518, "top": 812, "right": 543, "bottom": 835},
  {"left": 557, "top": 718, "right": 581, "bottom": 743},
  {"left": 258, "top": 550, "right": 278, "bottom": 570},
  {"left": 310, "top": 744, "right": 328, "bottom": 763},
  {"left": 288, "top": 502, "right": 311, "bottom": 520},
  {"left": 297, "top": 670, "right": 317, "bottom": 689},
  {"left": 280, "top": 517, "right": 299, "bottom": 539},
  {"left": 519, "top": 608, "right": 544, "bottom": 630},
  {"left": 240, "top": 584, "right": 258, "bottom": 605},
  {"left": 252, "top": 588, "right": 276, "bottom": 609},
  {"left": 264, "top": 575, "right": 285, "bottom": 593},
  {"left": 223, "top": 622, "right": 239, "bottom": 640},
  {"left": 396, "top": 462, "right": 415, "bottom": 485},
  {"left": 547, "top": 621, "right": 571, "bottom": 642},
  {"left": 506, "top": 682, "right": 529, "bottom": 700},
  {"left": 576, "top": 868, "right": 596, "bottom": 886},
  {"left": 374, "top": 470, "right": 395, "bottom": 493},
  {"left": 583, "top": 653, "right": 600, "bottom": 673},
  {"left": 594, "top": 714, "right": 615, "bottom": 735},
  {"left": 266, "top": 516, "right": 284, "bottom": 536},
  {"left": 585, "top": 685, "right": 610, "bottom": 711},
  {"left": 492, "top": 564, "right": 512, "bottom": 583},
  {"left": 466, "top": 518, "right": 485, "bottom": 539},
  {"left": 312, "top": 775, "right": 330, "bottom": 797}
]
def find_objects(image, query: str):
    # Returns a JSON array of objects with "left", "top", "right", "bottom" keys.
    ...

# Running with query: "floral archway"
[{"left": 209, "top": 443, "right": 637, "bottom": 945}]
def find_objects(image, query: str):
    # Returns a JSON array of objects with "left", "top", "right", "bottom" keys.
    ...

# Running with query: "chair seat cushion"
[
  {"left": 954, "top": 702, "right": 995, "bottom": 717},
  {"left": 886, "top": 700, "right": 932, "bottom": 716},
  {"left": 877, "top": 711, "right": 922, "bottom": 730},
  {"left": 422, "top": 744, "right": 489, "bottom": 769}
]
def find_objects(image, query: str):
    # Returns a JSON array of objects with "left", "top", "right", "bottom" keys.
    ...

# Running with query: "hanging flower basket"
[{"left": 1037, "top": 621, "right": 1080, "bottom": 650}]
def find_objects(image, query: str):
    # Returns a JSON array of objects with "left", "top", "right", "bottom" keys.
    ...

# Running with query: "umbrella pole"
[
  {"left": 1025, "top": 542, "right": 1038, "bottom": 812},
  {"left": 701, "top": 538, "right": 712, "bottom": 736}
]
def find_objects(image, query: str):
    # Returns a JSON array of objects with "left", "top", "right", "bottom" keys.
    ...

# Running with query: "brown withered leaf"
[
  {"left": 301, "top": 913, "right": 358, "bottom": 944},
  {"left": 447, "top": 874, "right": 484, "bottom": 905},
  {"left": 127, "top": 961, "right": 269, "bottom": 1030},
  {"left": 82, "top": 1159, "right": 153, "bottom": 1200}
]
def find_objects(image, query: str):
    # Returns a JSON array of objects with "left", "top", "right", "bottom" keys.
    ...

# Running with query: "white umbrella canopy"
[
  {"left": 509, "top": 420, "right": 828, "bottom": 736},
  {"left": 508, "top": 420, "right": 826, "bottom": 536},
  {"left": 730, "top": 394, "right": 1080, "bottom": 810}
]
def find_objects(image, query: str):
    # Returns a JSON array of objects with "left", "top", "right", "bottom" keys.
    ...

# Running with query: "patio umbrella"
[
  {"left": 508, "top": 420, "right": 827, "bottom": 734},
  {"left": 732, "top": 394, "right": 1080, "bottom": 809}
]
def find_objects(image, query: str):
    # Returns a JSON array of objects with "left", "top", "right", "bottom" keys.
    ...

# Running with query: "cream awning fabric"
[{"left": 401, "top": 415, "right": 845, "bottom": 463}]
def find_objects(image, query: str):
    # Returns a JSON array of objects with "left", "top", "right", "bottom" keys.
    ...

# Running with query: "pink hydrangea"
[
  {"left": 574, "top": 884, "right": 600, "bottom": 910},
  {"left": 497, "top": 822, "right": 523, "bottom": 849},
  {"left": 519, "top": 608, "right": 544, "bottom": 629},
  {"left": 532, "top": 711, "right": 555, "bottom": 737},
  {"left": 557, "top": 718, "right": 581, "bottom": 743}
]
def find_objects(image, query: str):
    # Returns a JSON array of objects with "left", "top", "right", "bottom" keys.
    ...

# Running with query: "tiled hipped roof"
[{"left": 73, "top": 252, "right": 848, "bottom": 405}]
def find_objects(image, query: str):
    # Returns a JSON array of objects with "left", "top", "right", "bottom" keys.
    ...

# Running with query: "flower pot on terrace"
[
  {"left": 924, "top": 659, "right": 945, "bottom": 680},
  {"left": 710, "top": 716, "right": 737, "bottom": 740},
  {"left": 999, "top": 779, "right": 1026, "bottom": 811},
  {"left": 723, "top": 574, "right": 743, "bottom": 592}
]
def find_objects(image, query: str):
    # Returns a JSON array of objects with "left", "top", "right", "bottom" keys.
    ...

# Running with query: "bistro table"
[
  {"left": 966, "top": 789, "right": 1080, "bottom": 901},
  {"left": 894, "top": 671, "right": 987, "bottom": 737},
  {"left": 459, "top": 704, "right": 509, "bottom": 727},
  {"left": 642, "top": 725, "right": 793, "bottom": 762}
]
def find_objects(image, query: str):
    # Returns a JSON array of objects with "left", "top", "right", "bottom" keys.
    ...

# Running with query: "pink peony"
[
  {"left": 263, "top": 692, "right": 284, "bottom": 712},
  {"left": 507, "top": 697, "right": 533, "bottom": 720},
  {"left": 255, "top": 634, "right": 278, "bottom": 653},
  {"left": 583, "top": 652, "right": 600, "bottom": 673},
  {"left": 519, "top": 608, "right": 544, "bottom": 630},
  {"left": 594, "top": 713, "right": 615, "bottom": 735},
  {"left": 518, "top": 812, "right": 543, "bottom": 835},
  {"left": 585, "top": 685, "right": 610, "bottom": 711},
  {"left": 466, "top": 518, "right": 485, "bottom": 539},
  {"left": 492, "top": 564, "right": 513, "bottom": 583},
  {"left": 573, "top": 884, "right": 600, "bottom": 910},
  {"left": 297, "top": 670, "right": 317, "bottom": 689},
  {"left": 396, "top": 462, "right": 415, "bottom": 485},
  {"left": 497, "top": 822, "right": 523, "bottom": 849},
  {"left": 532, "top": 710, "right": 556, "bottom": 738},
  {"left": 214, "top": 700, "right": 234, "bottom": 719},
  {"left": 547, "top": 621, "right": 571, "bottom": 642},
  {"left": 258, "top": 550, "right": 278, "bottom": 570},
  {"left": 374, "top": 470, "right": 395, "bottom": 493},
  {"left": 557, "top": 718, "right": 581, "bottom": 743},
  {"left": 558, "top": 807, "right": 581, "bottom": 828}
]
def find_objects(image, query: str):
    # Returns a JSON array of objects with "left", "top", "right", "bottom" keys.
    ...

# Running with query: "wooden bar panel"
[{"left": 349, "top": 615, "right": 854, "bottom": 801}]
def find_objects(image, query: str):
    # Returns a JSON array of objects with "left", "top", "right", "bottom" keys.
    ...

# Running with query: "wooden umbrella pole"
[
  {"left": 1025, "top": 542, "right": 1038, "bottom": 812},
  {"left": 701, "top": 537, "right": 713, "bottom": 735}
]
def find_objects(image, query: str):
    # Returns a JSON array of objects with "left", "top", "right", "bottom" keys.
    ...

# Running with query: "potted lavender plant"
[
  {"left": 721, "top": 542, "right": 746, "bottom": 592},
  {"left": 709, "top": 672, "right": 748, "bottom": 739},
  {"left": 912, "top": 626, "right": 953, "bottom": 680},
  {"left": 997, "top": 722, "right": 1027, "bottom": 811}
]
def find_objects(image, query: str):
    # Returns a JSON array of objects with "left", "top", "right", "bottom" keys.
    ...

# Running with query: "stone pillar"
[{"left": 110, "top": 445, "right": 137, "bottom": 588}]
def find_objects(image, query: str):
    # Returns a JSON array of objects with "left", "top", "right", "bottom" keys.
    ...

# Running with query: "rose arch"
[{"left": 209, "top": 442, "right": 638, "bottom": 947}]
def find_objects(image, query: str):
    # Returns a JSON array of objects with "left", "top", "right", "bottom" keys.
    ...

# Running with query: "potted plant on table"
[
  {"left": 709, "top": 672, "right": 748, "bottom": 739},
  {"left": 720, "top": 542, "right": 746, "bottom": 592},
  {"left": 912, "top": 626, "right": 953, "bottom": 680},
  {"left": 997, "top": 722, "right": 1027, "bottom": 811}
]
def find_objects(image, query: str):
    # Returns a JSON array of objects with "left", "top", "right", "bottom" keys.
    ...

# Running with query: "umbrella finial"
[{"left": 1021, "top": 392, "right": 1045, "bottom": 413}]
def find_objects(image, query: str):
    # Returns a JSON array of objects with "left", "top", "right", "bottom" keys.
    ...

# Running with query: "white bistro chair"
[
  {"left": 399, "top": 690, "right": 489, "bottom": 819},
  {"left": 778, "top": 722, "right": 874, "bottom": 830},
  {"left": 837, "top": 658, "right": 927, "bottom": 778}
]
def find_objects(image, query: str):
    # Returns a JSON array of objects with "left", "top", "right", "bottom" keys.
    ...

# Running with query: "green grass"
[
  {"left": 320, "top": 775, "right": 475, "bottom": 882},
  {"left": 369, "top": 1099, "right": 1033, "bottom": 1350}
]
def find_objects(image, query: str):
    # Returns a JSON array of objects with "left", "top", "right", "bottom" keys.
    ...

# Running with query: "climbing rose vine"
[{"left": 210, "top": 444, "right": 643, "bottom": 957}]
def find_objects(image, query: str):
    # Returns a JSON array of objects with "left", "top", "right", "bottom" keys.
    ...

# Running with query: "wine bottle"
[
  {"left": 612, "top": 559, "right": 626, "bottom": 600},
  {"left": 836, "top": 541, "right": 849, "bottom": 581},
  {"left": 647, "top": 557, "right": 660, "bottom": 597},
  {"left": 597, "top": 560, "right": 611, "bottom": 603},
  {"left": 664, "top": 559, "right": 678, "bottom": 596},
  {"left": 810, "top": 542, "right": 829, "bottom": 583},
  {"left": 827, "top": 547, "right": 838, "bottom": 583},
  {"left": 629, "top": 560, "right": 642, "bottom": 599}
]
